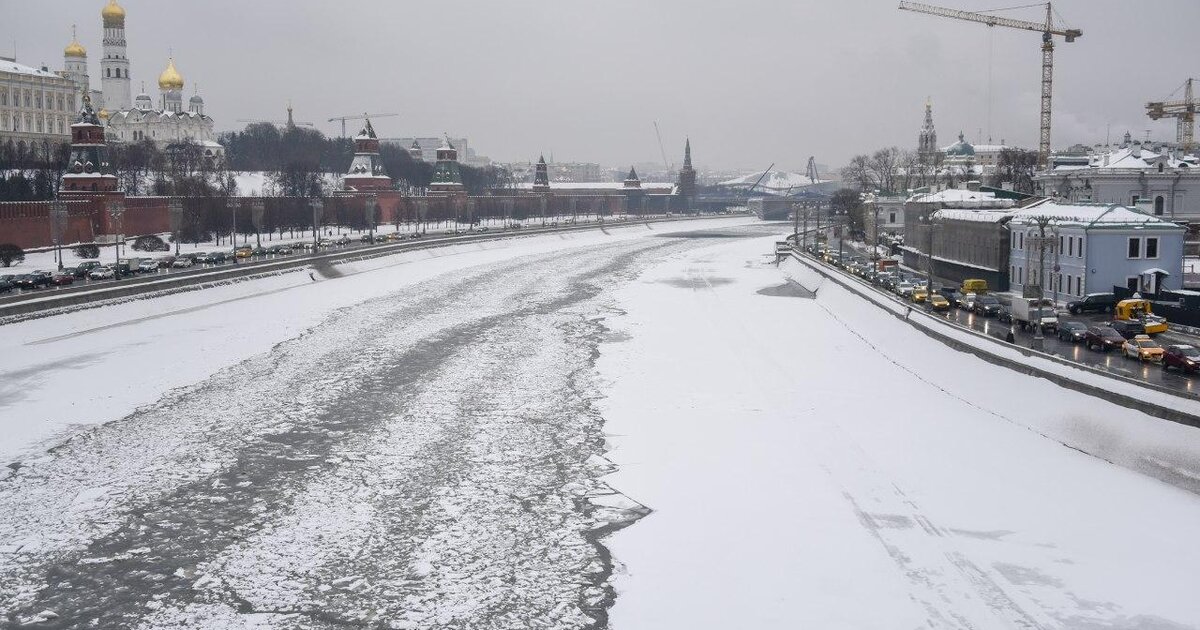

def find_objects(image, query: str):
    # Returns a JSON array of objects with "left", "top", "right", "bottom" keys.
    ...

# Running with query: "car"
[
  {"left": 960, "top": 292, "right": 979, "bottom": 311},
  {"left": 1084, "top": 325, "right": 1126, "bottom": 352},
  {"left": 0, "top": 274, "right": 15, "bottom": 293},
  {"left": 334, "top": 235, "right": 352, "bottom": 246},
  {"left": 268, "top": 245, "right": 293, "bottom": 255},
  {"left": 1067, "top": 293, "right": 1116, "bottom": 315},
  {"left": 911, "top": 287, "right": 929, "bottom": 303},
  {"left": 1109, "top": 319, "right": 1145, "bottom": 339},
  {"left": 1163, "top": 345, "right": 1200, "bottom": 373},
  {"left": 895, "top": 282, "right": 915, "bottom": 298},
  {"left": 88, "top": 266, "right": 116, "bottom": 280},
  {"left": 1123, "top": 334, "right": 1164, "bottom": 362},
  {"left": 50, "top": 271, "right": 75, "bottom": 286},
  {"left": 171, "top": 255, "right": 195, "bottom": 268},
  {"left": 409, "top": 232, "right": 423, "bottom": 239},
  {"left": 138, "top": 259, "right": 161, "bottom": 273},
  {"left": 13, "top": 272, "right": 52, "bottom": 290},
  {"left": 928, "top": 294, "right": 951, "bottom": 311},
  {"left": 200, "top": 251, "right": 228, "bottom": 264},
  {"left": 72, "top": 260, "right": 102, "bottom": 278},
  {"left": 235, "top": 246, "right": 254, "bottom": 259},
  {"left": 1056, "top": 321, "right": 1088, "bottom": 342},
  {"left": 298, "top": 242, "right": 316, "bottom": 251},
  {"left": 156, "top": 256, "right": 177, "bottom": 268},
  {"left": 360, "top": 234, "right": 379, "bottom": 244},
  {"left": 997, "top": 307, "right": 1012, "bottom": 323},
  {"left": 251, "top": 247, "right": 270, "bottom": 257},
  {"left": 973, "top": 295, "right": 1002, "bottom": 317}
]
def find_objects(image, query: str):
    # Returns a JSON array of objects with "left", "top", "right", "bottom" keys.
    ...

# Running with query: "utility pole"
[{"left": 1031, "top": 216, "right": 1052, "bottom": 350}]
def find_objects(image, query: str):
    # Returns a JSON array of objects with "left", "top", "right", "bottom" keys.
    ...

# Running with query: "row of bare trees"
[{"left": 840, "top": 146, "right": 1038, "bottom": 195}]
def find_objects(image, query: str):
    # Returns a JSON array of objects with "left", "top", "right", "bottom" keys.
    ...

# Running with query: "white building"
[
  {"left": 1008, "top": 201, "right": 1186, "bottom": 299},
  {"left": 104, "top": 60, "right": 219, "bottom": 157},
  {"left": 1036, "top": 144, "right": 1200, "bottom": 224},
  {"left": 0, "top": 57, "right": 77, "bottom": 158}
]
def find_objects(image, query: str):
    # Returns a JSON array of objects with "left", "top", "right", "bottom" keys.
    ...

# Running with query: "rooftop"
[
  {"left": 0, "top": 58, "right": 63, "bottom": 79},
  {"left": 1008, "top": 201, "right": 1185, "bottom": 230}
]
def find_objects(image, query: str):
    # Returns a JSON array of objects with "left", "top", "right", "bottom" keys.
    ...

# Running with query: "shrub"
[
  {"left": 0, "top": 243, "right": 23, "bottom": 267},
  {"left": 132, "top": 234, "right": 168, "bottom": 252},
  {"left": 72, "top": 243, "right": 100, "bottom": 259}
]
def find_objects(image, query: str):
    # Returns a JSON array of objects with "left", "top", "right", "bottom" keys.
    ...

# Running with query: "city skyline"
[{"left": 6, "top": 0, "right": 1200, "bottom": 172}]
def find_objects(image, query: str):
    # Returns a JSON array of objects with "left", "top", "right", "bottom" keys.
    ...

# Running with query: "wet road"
[{"left": 0, "top": 224, "right": 776, "bottom": 629}]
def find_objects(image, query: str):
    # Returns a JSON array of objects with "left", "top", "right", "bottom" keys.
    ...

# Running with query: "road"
[{"left": 0, "top": 220, "right": 777, "bottom": 629}]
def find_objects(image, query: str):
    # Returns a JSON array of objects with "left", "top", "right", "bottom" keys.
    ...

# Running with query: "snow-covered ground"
[{"left": 599, "top": 233, "right": 1200, "bottom": 628}]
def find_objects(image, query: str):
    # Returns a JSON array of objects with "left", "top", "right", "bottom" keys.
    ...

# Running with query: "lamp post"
[
  {"left": 168, "top": 198, "right": 182, "bottom": 256},
  {"left": 920, "top": 212, "right": 939, "bottom": 296},
  {"left": 230, "top": 199, "right": 239, "bottom": 250},
  {"left": 311, "top": 197, "right": 323, "bottom": 250},
  {"left": 50, "top": 198, "right": 66, "bottom": 271},
  {"left": 107, "top": 198, "right": 124, "bottom": 281},
  {"left": 1030, "top": 216, "right": 1053, "bottom": 351},
  {"left": 252, "top": 199, "right": 265, "bottom": 247},
  {"left": 366, "top": 194, "right": 378, "bottom": 244}
]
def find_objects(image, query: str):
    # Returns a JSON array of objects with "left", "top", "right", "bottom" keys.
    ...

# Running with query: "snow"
[
  {"left": 0, "top": 59, "right": 59, "bottom": 78},
  {"left": 1009, "top": 201, "right": 1181, "bottom": 229},
  {"left": 717, "top": 170, "right": 828, "bottom": 193},
  {"left": 907, "top": 188, "right": 1015, "bottom": 208},
  {"left": 598, "top": 233, "right": 1200, "bottom": 628},
  {"left": 512, "top": 181, "right": 674, "bottom": 192},
  {"left": 933, "top": 208, "right": 1014, "bottom": 223}
]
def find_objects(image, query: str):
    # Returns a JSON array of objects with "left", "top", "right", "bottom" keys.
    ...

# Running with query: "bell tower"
[{"left": 100, "top": 0, "right": 132, "bottom": 111}]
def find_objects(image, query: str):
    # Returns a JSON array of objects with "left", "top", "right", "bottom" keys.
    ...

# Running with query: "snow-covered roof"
[
  {"left": 717, "top": 170, "right": 828, "bottom": 193},
  {"left": 1055, "top": 146, "right": 1200, "bottom": 172},
  {"left": 1008, "top": 202, "right": 1185, "bottom": 230},
  {"left": 0, "top": 58, "right": 60, "bottom": 79},
  {"left": 513, "top": 181, "right": 674, "bottom": 191},
  {"left": 907, "top": 188, "right": 1015, "bottom": 208},
  {"left": 932, "top": 208, "right": 1015, "bottom": 223}
]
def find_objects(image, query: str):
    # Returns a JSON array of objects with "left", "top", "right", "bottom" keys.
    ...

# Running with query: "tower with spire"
[
  {"left": 60, "top": 94, "right": 119, "bottom": 194},
  {"left": 409, "top": 139, "right": 423, "bottom": 161},
  {"left": 343, "top": 117, "right": 392, "bottom": 192},
  {"left": 100, "top": 0, "right": 132, "bottom": 111},
  {"left": 62, "top": 25, "right": 89, "bottom": 111},
  {"left": 429, "top": 136, "right": 465, "bottom": 194},
  {"left": 676, "top": 138, "right": 697, "bottom": 209},
  {"left": 918, "top": 98, "right": 938, "bottom": 166},
  {"left": 532, "top": 155, "right": 550, "bottom": 193}
]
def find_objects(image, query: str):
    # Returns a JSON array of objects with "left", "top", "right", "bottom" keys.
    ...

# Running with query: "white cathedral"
[{"left": 61, "top": 0, "right": 220, "bottom": 157}]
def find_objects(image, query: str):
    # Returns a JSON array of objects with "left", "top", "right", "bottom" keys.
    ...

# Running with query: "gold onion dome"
[
  {"left": 98, "top": 108, "right": 110, "bottom": 120},
  {"left": 64, "top": 38, "right": 86, "bottom": 58},
  {"left": 158, "top": 58, "right": 184, "bottom": 90},
  {"left": 101, "top": 0, "right": 126, "bottom": 25}
]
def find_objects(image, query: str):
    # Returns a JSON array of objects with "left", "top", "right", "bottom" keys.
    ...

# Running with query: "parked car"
[
  {"left": 171, "top": 255, "right": 195, "bottom": 268},
  {"left": 235, "top": 246, "right": 254, "bottom": 259},
  {"left": 199, "top": 251, "right": 227, "bottom": 264},
  {"left": 88, "top": 266, "right": 116, "bottom": 280},
  {"left": 73, "top": 260, "right": 102, "bottom": 278},
  {"left": 928, "top": 294, "right": 951, "bottom": 311},
  {"left": 1056, "top": 321, "right": 1088, "bottom": 342},
  {"left": 251, "top": 247, "right": 270, "bottom": 257},
  {"left": 50, "top": 271, "right": 75, "bottom": 286},
  {"left": 269, "top": 245, "right": 293, "bottom": 255},
  {"left": 0, "top": 274, "right": 14, "bottom": 293},
  {"left": 334, "top": 235, "right": 352, "bottom": 246},
  {"left": 156, "top": 256, "right": 177, "bottom": 268},
  {"left": 1163, "top": 345, "right": 1200, "bottom": 373},
  {"left": 1084, "top": 325, "right": 1127, "bottom": 351},
  {"left": 1067, "top": 293, "right": 1116, "bottom": 315},
  {"left": 973, "top": 295, "right": 1002, "bottom": 317},
  {"left": 1123, "top": 334, "right": 1164, "bottom": 362},
  {"left": 138, "top": 259, "right": 161, "bottom": 273},
  {"left": 1109, "top": 319, "right": 1145, "bottom": 339},
  {"left": 14, "top": 272, "right": 52, "bottom": 289}
]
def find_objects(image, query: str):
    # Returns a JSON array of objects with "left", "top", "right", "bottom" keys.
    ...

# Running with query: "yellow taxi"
[
  {"left": 928, "top": 294, "right": 950, "bottom": 311},
  {"left": 1122, "top": 334, "right": 1164, "bottom": 362},
  {"left": 911, "top": 287, "right": 928, "bottom": 303},
  {"left": 235, "top": 246, "right": 254, "bottom": 259}
]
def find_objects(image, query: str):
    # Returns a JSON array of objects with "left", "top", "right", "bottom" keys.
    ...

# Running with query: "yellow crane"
[
  {"left": 1146, "top": 79, "right": 1196, "bottom": 154},
  {"left": 898, "top": 2, "right": 1081, "bottom": 169}
]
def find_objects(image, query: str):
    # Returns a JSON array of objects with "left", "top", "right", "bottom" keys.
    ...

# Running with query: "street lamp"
[
  {"left": 365, "top": 195, "right": 378, "bottom": 243},
  {"left": 920, "top": 212, "right": 939, "bottom": 296},
  {"left": 168, "top": 198, "right": 182, "bottom": 256},
  {"left": 311, "top": 197, "right": 324, "bottom": 249},
  {"left": 107, "top": 198, "right": 124, "bottom": 280},
  {"left": 50, "top": 198, "right": 66, "bottom": 271}
]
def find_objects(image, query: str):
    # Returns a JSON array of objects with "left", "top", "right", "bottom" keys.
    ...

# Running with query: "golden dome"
[
  {"left": 98, "top": 108, "right": 110, "bottom": 120},
  {"left": 64, "top": 25, "right": 87, "bottom": 57},
  {"left": 157, "top": 57, "right": 184, "bottom": 91},
  {"left": 101, "top": 0, "right": 126, "bottom": 24}
]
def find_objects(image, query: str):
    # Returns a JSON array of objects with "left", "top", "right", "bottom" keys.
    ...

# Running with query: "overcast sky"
[{"left": 7, "top": 0, "right": 1200, "bottom": 173}]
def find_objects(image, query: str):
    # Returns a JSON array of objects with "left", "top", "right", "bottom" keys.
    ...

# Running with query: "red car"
[
  {"left": 1084, "top": 325, "right": 1126, "bottom": 352},
  {"left": 1163, "top": 344, "right": 1200, "bottom": 373},
  {"left": 51, "top": 271, "right": 75, "bottom": 286}
]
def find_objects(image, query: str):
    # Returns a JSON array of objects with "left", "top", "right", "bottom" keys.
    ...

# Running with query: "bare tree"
[
  {"left": 839, "top": 154, "right": 874, "bottom": 191},
  {"left": 868, "top": 147, "right": 900, "bottom": 194}
]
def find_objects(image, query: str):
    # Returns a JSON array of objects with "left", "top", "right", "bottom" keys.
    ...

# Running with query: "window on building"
[
  {"left": 24, "top": 90, "right": 31, "bottom": 107},
  {"left": 1079, "top": 237, "right": 1085, "bottom": 258},
  {"left": 1154, "top": 196, "right": 1165, "bottom": 215},
  {"left": 1131, "top": 195, "right": 1140, "bottom": 205},
  {"left": 35, "top": 92, "right": 41, "bottom": 109},
  {"left": 1078, "top": 276, "right": 1083, "bottom": 296},
  {"left": 889, "top": 212, "right": 896, "bottom": 223},
  {"left": 1146, "top": 237, "right": 1159, "bottom": 259},
  {"left": 1127, "top": 277, "right": 1139, "bottom": 292},
  {"left": 1067, "top": 275, "right": 1073, "bottom": 295},
  {"left": 1128, "top": 237, "right": 1141, "bottom": 258},
  {"left": 1019, "top": 232, "right": 1024, "bottom": 249},
  {"left": 36, "top": 116, "right": 43, "bottom": 133},
  {"left": 106, "top": 68, "right": 111, "bottom": 78},
  {"left": 1018, "top": 267, "right": 1023, "bottom": 284},
  {"left": 1059, "top": 235, "right": 1064, "bottom": 253}
]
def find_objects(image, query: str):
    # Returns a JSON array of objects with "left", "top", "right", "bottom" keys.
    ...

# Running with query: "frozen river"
[{"left": 1, "top": 218, "right": 1199, "bottom": 628}]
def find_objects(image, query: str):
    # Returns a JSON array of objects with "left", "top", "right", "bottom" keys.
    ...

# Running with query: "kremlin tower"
[
  {"left": 428, "top": 137, "right": 465, "bottom": 195},
  {"left": 532, "top": 155, "right": 550, "bottom": 193},
  {"left": 343, "top": 117, "right": 393, "bottom": 192},
  {"left": 60, "top": 94, "right": 119, "bottom": 194}
]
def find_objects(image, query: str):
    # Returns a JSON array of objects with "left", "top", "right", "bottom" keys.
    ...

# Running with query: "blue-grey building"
[{"left": 1008, "top": 201, "right": 1185, "bottom": 300}]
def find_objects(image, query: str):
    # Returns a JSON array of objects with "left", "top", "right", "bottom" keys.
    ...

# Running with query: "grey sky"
[{"left": 6, "top": 0, "right": 1200, "bottom": 173}]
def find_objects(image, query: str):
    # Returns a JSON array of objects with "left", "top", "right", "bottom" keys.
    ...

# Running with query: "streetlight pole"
[
  {"left": 50, "top": 198, "right": 65, "bottom": 271},
  {"left": 366, "top": 194, "right": 378, "bottom": 244},
  {"left": 1031, "top": 216, "right": 1051, "bottom": 350},
  {"left": 108, "top": 198, "right": 124, "bottom": 281},
  {"left": 169, "top": 198, "right": 182, "bottom": 256},
  {"left": 311, "top": 197, "right": 323, "bottom": 250}
]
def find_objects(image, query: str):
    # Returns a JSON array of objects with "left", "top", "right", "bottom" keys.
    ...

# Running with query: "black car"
[
  {"left": 973, "top": 295, "right": 1002, "bottom": 317},
  {"left": 1109, "top": 319, "right": 1145, "bottom": 339},
  {"left": 1085, "top": 325, "right": 1127, "bottom": 351},
  {"left": 0, "top": 275, "right": 14, "bottom": 293},
  {"left": 1057, "top": 321, "right": 1088, "bottom": 342},
  {"left": 73, "top": 260, "right": 103, "bottom": 278},
  {"left": 199, "top": 251, "right": 228, "bottom": 264},
  {"left": 997, "top": 307, "right": 1012, "bottom": 323},
  {"left": 13, "top": 272, "right": 52, "bottom": 289},
  {"left": 1067, "top": 293, "right": 1116, "bottom": 315}
]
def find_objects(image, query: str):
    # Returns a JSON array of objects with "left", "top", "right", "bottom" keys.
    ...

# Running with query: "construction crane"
[
  {"left": 653, "top": 121, "right": 671, "bottom": 170},
  {"left": 1147, "top": 78, "right": 1197, "bottom": 154},
  {"left": 898, "top": 1, "right": 1081, "bottom": 169},
  {"left": 238, "top": 103, "right": 315, "bottom": 129},
  {"left": 805, "top": 156, "right": 820, "bottom": 185},
  {"left": 329, "top": 112, "right": 399, "bottom": 138}
]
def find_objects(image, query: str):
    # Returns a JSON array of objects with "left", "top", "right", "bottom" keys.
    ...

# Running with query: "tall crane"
[
  {"left": 329, "top": 112, "right": 400, "bottom": 138},
  {"left": 898, "top": 2, "right": 1081, "bottom": 169},
  {"left": 237, "top": 104, "right": 314, "bottom": 129},
  {"left": 805, "top": 156, "right": 820, "bottom": 185},
  {"left": 1147, "top": 78, "right": 1197, "bottom": 154},
  {"left": 653, "top": 121, "right": 671, "bottom": 170}
]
